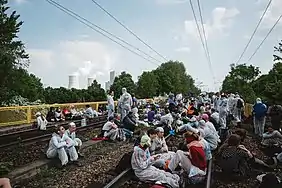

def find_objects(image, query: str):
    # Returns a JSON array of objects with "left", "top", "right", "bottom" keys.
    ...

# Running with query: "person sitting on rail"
[
  {"left": 65, "top": 122, "right": 84, "bottom": 157},
  {"left": 55, "top": 107, "right": 65, "bottom": 122},
  {"left": 102, "top": 116, "right": 119, "bottom": 141},
  {"left": 198, "top": 120, "right": 218, "bottom": 151},
  {"left": 132, "top": 107, "right": 149, "bottom": 127},
  {"left": 134, "top": 128, "right": 158, "bottom": 146},
  {"left": 0, "top": 178, "right": 12, "bottom": 188},
  {"left": 150, "top": 127, "right": 175, "bottom": 159},
  {"left": 46, "top": 107, "right": 56, "bottom": 122},
  {"left": 35, "top": 112, "right": 48, "bottom": 131},
  {"left": 261, "top": 125, "right": 282, "bottom": 147},
  {"left": 147, "top": 105, "right": 156, "bottom": 124},
  {"left": 131, "top": 134, "right": 181, "bottom": 188},
  {"left": 84, "top": 105, "right": 98, "bottom": 119},
  {"left": 46, "top": 125, "right": 80, "bottom": 168},
  {"left": 122, "top": 111, "right": 137, "bottom": 138},
  {"left": 218, "top": 134, "right": 277, "bottom": 177},
  {"left": 166, "top": 130, "right": 211, "bottom": 185},
  {"left": 69, "top": 105, "right": 83, "bottom": 120},
  {"left": 62, "top": 108, "right": 72, "bottom": 120},
  {"left": 210, "top": 108, "right": 220, "bottom": 130},
  {"left": 158, "top": 108, "right": 173, "bottom": 133}
]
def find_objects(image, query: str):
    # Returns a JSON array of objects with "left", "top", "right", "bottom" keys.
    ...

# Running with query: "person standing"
[
  {"left": 253, "top": 98, "right": 267, "bottom": 138},
  {"left": 107, "top": 90, "right": 115, "bottom": 118}
]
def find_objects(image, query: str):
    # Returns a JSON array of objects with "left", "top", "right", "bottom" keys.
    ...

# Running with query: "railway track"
[
  {"left": 102, "top": 134, "right": 212, "bottom": 188},
  {"left": 0, "top": 115, "right": 107, "bottom": 149}
]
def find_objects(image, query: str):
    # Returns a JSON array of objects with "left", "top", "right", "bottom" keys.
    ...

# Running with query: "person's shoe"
[
  {"left": 266, "top": 157, "right": 278, "bottom": 168},
  {"left": 71, "top": 161, "right": 82, "bottom": 167},
  {"left": 78, "top": 153, "right": 84, "bottom": 158}
]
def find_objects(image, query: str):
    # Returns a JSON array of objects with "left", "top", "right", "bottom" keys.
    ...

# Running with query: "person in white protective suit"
[
  {"left": 107, "top": 90, "right": 115, "bottom": 118},
  {"left": 131, "top": 134, "right": 181, "bottom": 188},
  {"left": 227, "top": 94, "right": 236, "bottom": 115},
  {"left": 65, "top": 122, "right": 84, "bottom": 157},
  {"left": 233, "top": 94, "right": 244, "bottom": 123},
  {"left": 159, "top": 109, "right": 173, "bottom": 130},
  {"left": 119, "top": 88, "right": 133, "bottom": 121},
  {"left": 219, "top": 94, "right": 229, "bottom": 128},
  {"left": 198, "top": 120, "right": 218, "bottom": 150},
  {"left": 46, "top": 125, "right": 80, "bottom": 168},
  {"left": 102, "top": 116, "right": 119, "bottom": 141},
  {"left": 150, "top": 127, "right": 175, "bottom": 167},
  {"left": 132, "top": 107, "right": 149, "bottom": 127},
  {"left": 213, "top": 92, "right": 221, "bottom": 112},
  {"left": 35, "top": 112, "right": 48, "bottom": 131}
]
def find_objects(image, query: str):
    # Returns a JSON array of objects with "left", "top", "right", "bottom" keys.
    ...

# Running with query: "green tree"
[
  {"left": 9, "top": 68, "right": 44, "bottom": 102},
  {"left": 110, "top": 71, "right": 136, "bottom": 99},
  {"left": 0, "top": 0, "right": 29, "bottom": 104},
  {"left": 136, "top": 71, "right": 159, "bottom": 98},
  {"left": 87, "top": 80, "right": 107, "bottom": 101},
  {"left": 154, "top": 61, "right": 199, "bottom": 95},
  {"left": 274, "top": 40, "right": 282, "bottom": 62},
  {"left": 221, "top": 64, "right": 260, "bottom": 103}
]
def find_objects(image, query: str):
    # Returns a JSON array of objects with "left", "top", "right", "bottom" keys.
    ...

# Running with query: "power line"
[
  {"left": 90, "top": 0, "right": 168, "bottom": 62},
  {"left": 196, "top": 0, "right": 215, "bottom": 81},
  {"left": 189, "top": 0, "right": 215, "bottom": 82},
  {"left": 235, "top": 0, "right": 272, "bottom": 65},
  {"left": 46, "top": 0, "right": 160, "bottom": 66},
  {"left": 247, "top": 14, "right": 282, "bottom": 63}
]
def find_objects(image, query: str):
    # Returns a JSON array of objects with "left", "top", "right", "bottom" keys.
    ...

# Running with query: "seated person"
[
  {"left": 210, "top": 108, "right": 220, "bottom": 130},
  {"left": 62, "top": 108, "right": 72, "bottom": 120},
  {"left": 262, "top": 125, "right": 282, "bottom": 147},
  {"left": 55, "top": 107, "right": 65, "bottom": 122},
  {"left": 0, "top": 178, "right": 11, "bottom": 188},
  {"left": 122, "top": 111, "right": 137, "bottom": 137},
  {"left": 65, "top": 122, "right": 84, "bottom": 157},
  {"left": 198, "top": 120, "right": 218, "bottom": 151},
  {"left": 131, "top": 135, "right": 181, "bottom": 188},
  {"left": 166, "top": 131, "right": 210, "bottom": 185},
  {"left": 147, "top": 106, "right": 156, "bottom": 123},
  {"left": 102, "top": 116, "right": 119, "bottom": 141},
  {"left": 46, "top": 126, "right": 80, "bottom": 168},
  {"left": 134, "top": 128, "right": 157, "bottom": 147},
  {"left": 69, "top": 105, "right": 83, "bottom": 120},
  {"left": 46, "top": 107, "right": 56, "bottom": 122},
  {"left": 35, "top": 112, "right": 48, "bottom": 131},
  {"left": 218, "top": 134, "right": 276, "bottom": 177}
]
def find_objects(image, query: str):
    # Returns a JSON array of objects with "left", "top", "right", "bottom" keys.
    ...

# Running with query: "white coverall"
[
  {"left": 131, "top": 146, "right": 180, "bottom": 188},
  {"left": 65, "top": 129, "right": 82, "bottom": 147},
  {"left": 46, "top": 133, "right": 78, "bottom": 165},
  {"left": 107, "top": 94, "right": 115, "bottom": 118},
  {"left": 102, "top": 121, "right": 118, "bottom": 140},
  {"left": 119, "top": 92, "right": 133, "bottom": 121},
  {"left": 219, "top": 98, "right": 228, "bottom": 128},
  {"left": 37, "top": 116, "right": 48, "bottom": 131}
]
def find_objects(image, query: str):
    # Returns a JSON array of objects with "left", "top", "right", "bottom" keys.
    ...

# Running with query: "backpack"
[{"left": 236, "top": 99, "right": 243, "bottom": 108}]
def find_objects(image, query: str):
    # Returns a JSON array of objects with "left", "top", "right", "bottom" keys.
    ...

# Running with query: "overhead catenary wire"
[
  {"left": 189, "top": 0, "right": 215, "bottom": 84},
  {"left": 247, "top": 14, "right": 282, "bottom": 63},
  {"left": 235, "top": 0, "right": 272, "bottom": 65},
  {"left": 90, "top": 0, "right": 168, "bottom": 62},
  {"left": 196, "top": 0, "right": 215, "bottom": 82},
  {"left": 46, "top": 0, "right": 160, "bottom": 66}
]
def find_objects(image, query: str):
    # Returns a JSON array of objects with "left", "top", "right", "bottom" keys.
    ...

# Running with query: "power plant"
[
  {"left": 68, "top": 75, "right": 79, "bottom": 89},
  {"left": 87, "top": 77, "right": 94, "bottom": 87}
]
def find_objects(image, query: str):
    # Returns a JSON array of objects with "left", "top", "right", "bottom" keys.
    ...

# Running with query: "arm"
[
  {"left": 52, "top": 136, "right": 67, "bottom": 149},
  {"left": 161, "top": 138, "right": 169, "bottom": 152},
  {"left": 132, "top": 149, "right": 154, "bottom": 170}
]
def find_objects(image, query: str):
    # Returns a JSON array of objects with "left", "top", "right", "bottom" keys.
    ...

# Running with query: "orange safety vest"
[{"left": 187, "top": 105, "right": 195, "bottom": 115}]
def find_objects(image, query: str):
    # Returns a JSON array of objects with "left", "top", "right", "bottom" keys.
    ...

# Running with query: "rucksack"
[{"left": 236, "top": 99, "right": 243, "bottom": 108}]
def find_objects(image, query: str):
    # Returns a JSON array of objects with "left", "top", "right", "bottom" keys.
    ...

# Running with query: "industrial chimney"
[{"left": 68, "top": 75, "right": 79, "bottom": 89}]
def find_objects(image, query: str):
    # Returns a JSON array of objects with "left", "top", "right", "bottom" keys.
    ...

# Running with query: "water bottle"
[{"left": 81, "top": 118, "right": 86, "bottom": 127}]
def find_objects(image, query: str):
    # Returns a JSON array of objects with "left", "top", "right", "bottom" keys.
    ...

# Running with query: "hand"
[{"left": 154, "top": 155, "right": 161, "bottom": 160}]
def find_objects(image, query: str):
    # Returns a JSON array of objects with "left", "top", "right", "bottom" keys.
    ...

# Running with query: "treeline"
[
  {"left": 221, "top": 40, "right": 282, "bottom": 104},
  {"left": 0, "top": 1, "right": 200, "bottom": 106}
]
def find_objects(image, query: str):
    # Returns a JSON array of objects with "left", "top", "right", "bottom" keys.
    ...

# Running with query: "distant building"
[
  {"left": 68, "top": 75, "right": 79, "bottom": 89},
  {"left": 110, "top": 71, "right": 115, "bottom": 85},
  {"left": 87, "top": 77, "right": 94, "bottom": 87},
  {"left": 105, "top": 81, "right": 110, "bottom": 91}
]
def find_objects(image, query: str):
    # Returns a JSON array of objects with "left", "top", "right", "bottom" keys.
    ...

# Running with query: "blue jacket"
[{"left": 253, "top": 103, "right": 267, "bottom": 118}]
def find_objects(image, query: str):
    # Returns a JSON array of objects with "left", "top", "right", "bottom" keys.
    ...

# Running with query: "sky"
[{"left": 8, "top": 0, "right": 282, "bottom": 91}]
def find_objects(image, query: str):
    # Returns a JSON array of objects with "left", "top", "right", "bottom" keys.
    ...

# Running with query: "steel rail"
[
  {"left": 0, "top": 117, "right": 107, "bottom": 149},
  {"left": 103, "top": 134, "right": 172, "bottom": 188}
]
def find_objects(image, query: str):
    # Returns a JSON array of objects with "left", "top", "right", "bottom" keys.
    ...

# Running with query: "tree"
[
  {"left": 110, "top": 71, "right": 136, "bottom": 99},
  {"left": 136, "top": 71, "right": 159, "bottom": 98},
  {"left": 153, "top": 61, "right": 200, "bottom": 95},
  {"left": 221, "top": 64, "right": 260, "bottom": 103},
  {"left": 87, "top": 80, "right": 107, "bottom": 101},
  {"left": 274, "top": 40, "right": 282, "bottom": 62},
  {"left": 0, "top": 0, "right": 29, "bottom": 104}
]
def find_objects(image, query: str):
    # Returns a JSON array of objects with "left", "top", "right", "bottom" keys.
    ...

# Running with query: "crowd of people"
[{"left": 2, "top": 89, "right": 282, "bottom": 188}]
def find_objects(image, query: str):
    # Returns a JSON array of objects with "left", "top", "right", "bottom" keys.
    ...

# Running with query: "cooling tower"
[
  {"left": 87, "top": 77, "right": 94, "bottom": 87},
  {"left": 68, "top": 75, "right": 79, "bottom": 89}
]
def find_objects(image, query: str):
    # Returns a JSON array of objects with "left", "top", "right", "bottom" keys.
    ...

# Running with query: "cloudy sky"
[{"left": 9, "top": 0, "right": 282, "bottom": 91}]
